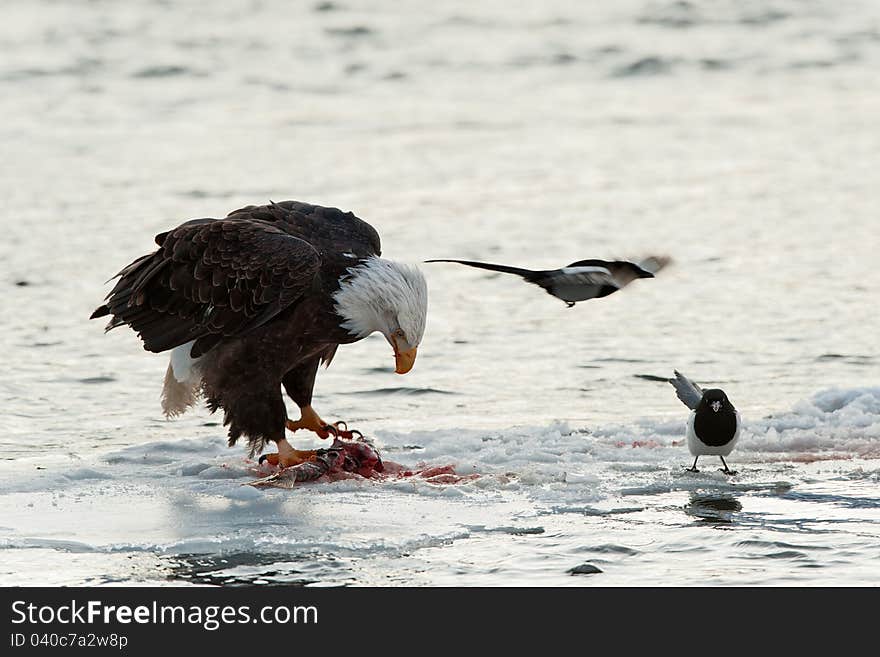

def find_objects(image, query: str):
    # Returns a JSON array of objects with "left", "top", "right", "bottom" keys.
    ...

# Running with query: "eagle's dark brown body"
[{"left": 92, "top": 201, "right": 382, "bottom": 454}]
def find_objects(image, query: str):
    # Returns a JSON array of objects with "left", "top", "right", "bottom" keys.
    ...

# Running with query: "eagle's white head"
[{"left": 333, "top": 256, "right": 428, "bottom": 374}]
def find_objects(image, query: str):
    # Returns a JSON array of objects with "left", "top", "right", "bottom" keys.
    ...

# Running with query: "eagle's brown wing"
[{"left": 91, "top": 218, "right": 321, "bottom": 356}]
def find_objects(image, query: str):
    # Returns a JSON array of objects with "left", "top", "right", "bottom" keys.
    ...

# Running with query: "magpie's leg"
[
  {"left": 719, "top": 456, "right": 737, "bottom": 476},
  {"left": 685, "top": 456, "right": 699, "bottom": 472}
]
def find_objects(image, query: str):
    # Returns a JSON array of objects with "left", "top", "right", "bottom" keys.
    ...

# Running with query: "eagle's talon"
[
  {"left": 261, "top": 440, "right": 320, "bottom": 469},
  {"left": 320, "top": 424, "right": 340, "bottom": 438},
  {"left": 326, "top": 421, "right": 363, "bottom": 440}
]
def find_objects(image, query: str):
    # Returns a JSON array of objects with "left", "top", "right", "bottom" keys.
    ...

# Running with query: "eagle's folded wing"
[{"left": 92, "top": 218, "right": 321, "bottom": 355}]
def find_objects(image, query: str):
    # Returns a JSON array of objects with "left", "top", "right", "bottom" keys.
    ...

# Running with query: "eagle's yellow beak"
[
  {"left": 390, "top": 334, "right": 418, "bottom": 374},
  {"left": 394, "top": 347, "right": 417, "bottom": 374}
]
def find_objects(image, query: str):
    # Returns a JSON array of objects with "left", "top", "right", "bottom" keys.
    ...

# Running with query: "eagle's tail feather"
[{"left": 161, "top": 363, "right": 201, "bottom": 418}]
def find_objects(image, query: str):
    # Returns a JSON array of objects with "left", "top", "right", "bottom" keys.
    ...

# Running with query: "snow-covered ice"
[{"left": 2, "top": 387, "right": 878, "bottom": 586}]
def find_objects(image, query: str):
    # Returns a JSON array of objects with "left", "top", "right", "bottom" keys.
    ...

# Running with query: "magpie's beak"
[{"left": 710, "top": 401, "right": 721, "bottom": 413}]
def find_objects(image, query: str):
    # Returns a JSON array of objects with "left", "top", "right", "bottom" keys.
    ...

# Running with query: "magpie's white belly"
[{"left": 685, "top": 411, "right": 741, "bottom": 456}]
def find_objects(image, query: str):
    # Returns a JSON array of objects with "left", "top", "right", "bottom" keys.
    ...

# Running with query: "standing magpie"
[{"left": 669, "top": 370, "right": 741, "bottom": 475}]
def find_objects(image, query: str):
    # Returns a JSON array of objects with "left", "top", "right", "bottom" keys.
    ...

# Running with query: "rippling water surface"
[{"left": 1, "top": 0, "right": 879, "bottom": 586}]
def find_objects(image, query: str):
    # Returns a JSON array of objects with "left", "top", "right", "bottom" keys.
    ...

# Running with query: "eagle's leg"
[
  {"left": 285, "top": 408, "right": 363, "bottom": 440},
  {"left": 257, "top": 405, "right": 328, "bottom": 467},
  {"left": 260, "top": 406, "right": 360, "bottom": 467},
  {"left": 282, "top": 360, "right": 363, "bottom": 441},
  {"left": 286, "top": 405, "right": 334, "bottom": 438},
  {"left": 212, "top": 382, "right": 320, "bottom": 468}
]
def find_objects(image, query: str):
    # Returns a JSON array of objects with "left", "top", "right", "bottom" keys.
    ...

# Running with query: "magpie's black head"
[{"left": 699, "top": 388, "right": 735, "bottom": 414}]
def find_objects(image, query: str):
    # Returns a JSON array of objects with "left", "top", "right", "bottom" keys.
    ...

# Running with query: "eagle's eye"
[{"left": 393, "top": 328, "right": 405, "bottom": 339}]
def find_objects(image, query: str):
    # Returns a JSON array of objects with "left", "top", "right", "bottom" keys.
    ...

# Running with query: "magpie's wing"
[
  {"left": 669, "top": 370, "right": 704, "bottom": 410},
  {"left": 535, "top": 265, "right": 617, "bottom": 290}
]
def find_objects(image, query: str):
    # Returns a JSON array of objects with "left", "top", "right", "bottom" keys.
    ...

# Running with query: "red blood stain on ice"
[{"left": 615, "top": 440, "right": 660, "bottom": 448}]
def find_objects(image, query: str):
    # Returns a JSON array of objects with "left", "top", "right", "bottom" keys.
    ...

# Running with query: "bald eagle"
[{"left": 91, "top": 201, "right": 427, "bottom": 467}]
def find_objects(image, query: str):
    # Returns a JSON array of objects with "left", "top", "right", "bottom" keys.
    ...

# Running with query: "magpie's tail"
[
  {"left": 424, "top": 259, "right": 536, "bottom": 279},
  {"left": 669, "top": 370, "right": 704, "bottom": 411}
]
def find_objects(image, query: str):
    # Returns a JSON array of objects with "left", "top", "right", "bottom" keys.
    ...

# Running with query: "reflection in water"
[
  {"left": 164, "top": 552, "right": 318, "bottom": 587},
  {"left": 684, "top": 492, "right": 743, "bottom": 524}
]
